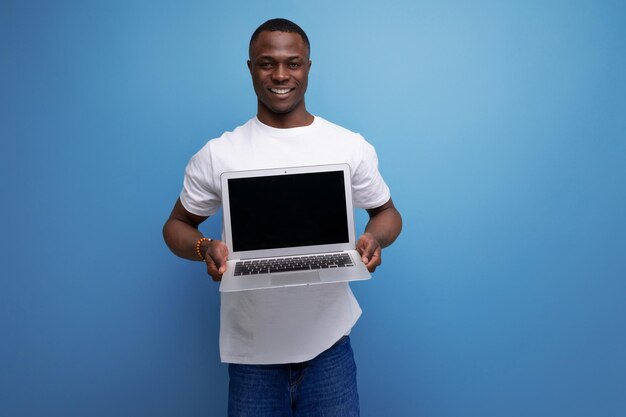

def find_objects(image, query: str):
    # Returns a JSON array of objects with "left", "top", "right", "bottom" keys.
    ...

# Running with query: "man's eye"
[
  {"left": 289, "top": 63, "right": 300, "bottom": 69},
  {"left": 260, "top": 63, "right": 272, "bottom": 68}
]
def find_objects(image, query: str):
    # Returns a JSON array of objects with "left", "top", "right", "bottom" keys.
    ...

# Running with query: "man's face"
[{"left": 248, "top": 31, "right": 311, "bottom": 122}]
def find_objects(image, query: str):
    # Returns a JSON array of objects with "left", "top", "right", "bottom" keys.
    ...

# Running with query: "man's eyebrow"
[{"left": 255, "top": 55, "right": 306, "bottom": 61}]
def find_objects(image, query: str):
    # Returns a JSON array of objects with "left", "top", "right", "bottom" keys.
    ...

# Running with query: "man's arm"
[
  {"left": 162, "top": 198, "right": 229, "bottom": 281},
  {"left": 356, "top": 198, "right": 402, "bottom": 272}
]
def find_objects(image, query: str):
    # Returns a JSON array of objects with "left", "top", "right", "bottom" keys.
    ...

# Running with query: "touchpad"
[{"left": 271, "top": 271, "right": 321, "bottom": 286}]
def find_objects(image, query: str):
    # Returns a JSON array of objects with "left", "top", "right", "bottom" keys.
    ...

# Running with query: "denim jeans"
[{"left": 228, "top": 336, "right": 360, "bottom": 417}]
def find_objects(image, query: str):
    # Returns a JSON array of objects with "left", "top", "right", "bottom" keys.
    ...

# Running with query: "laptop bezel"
[{"left": 220, "top": 164, "right": 357, "bottom": 261}]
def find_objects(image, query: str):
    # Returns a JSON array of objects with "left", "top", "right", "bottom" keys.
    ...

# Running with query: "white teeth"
[{"left": 271, "top": 88, "right": 291, "bottom": 94}]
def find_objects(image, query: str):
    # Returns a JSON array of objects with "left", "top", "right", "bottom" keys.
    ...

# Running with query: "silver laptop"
[{"left": 219, "top": 164, "right": 371, "bottom": 292}]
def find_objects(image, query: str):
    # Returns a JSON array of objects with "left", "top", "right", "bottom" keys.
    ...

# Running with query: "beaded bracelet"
[{"left": 195, "top": 237, "right": 212, "bottom": 261}]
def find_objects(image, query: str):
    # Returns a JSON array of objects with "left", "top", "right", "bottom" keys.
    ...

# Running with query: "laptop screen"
[{"left": 227, "top": 170, "right": 350, "bottom": 252}]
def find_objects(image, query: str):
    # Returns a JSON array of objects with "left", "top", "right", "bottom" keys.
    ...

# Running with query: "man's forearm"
[
  {"left": 163, "top": 199, "right": 212, "bottom": 261},
  {"left": 365, "top": 200, "right": 402, "bottom": 248},
  {"left": 163, "top": 218, "right": 207, "bottom": 261}
]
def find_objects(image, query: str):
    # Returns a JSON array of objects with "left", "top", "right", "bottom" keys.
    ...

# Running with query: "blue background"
[{"left": 2, "top": 0, "right": 625, "bottom": 416}]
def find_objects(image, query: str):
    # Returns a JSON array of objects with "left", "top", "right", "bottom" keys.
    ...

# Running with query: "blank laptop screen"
[{"left": 228, "top": 170, "right": 350, "bottom": 252}]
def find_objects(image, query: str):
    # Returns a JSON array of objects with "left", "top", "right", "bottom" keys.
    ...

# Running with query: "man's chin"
[
  {"left": 272, "top": 97, "right": 297, "bottom": 109},
  {"left": 257, "top": 96, "right": 307, "bottom": 119},
  {"left": 263, "top": 102, "right": 299, "bottom": 115},
  {"left": 270, "top": 107, "right": 295, "bottom": 115}
]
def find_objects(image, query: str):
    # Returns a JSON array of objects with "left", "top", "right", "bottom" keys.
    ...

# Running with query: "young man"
[{"left": 163, "top": 18, "right": 402, "bottom": 416}]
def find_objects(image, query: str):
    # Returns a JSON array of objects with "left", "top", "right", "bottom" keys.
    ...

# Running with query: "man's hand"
[
  {"left": 204, "top": 240, "right": 229, "bottom": 281},
  {"left": 356, "top": 232, "right": 382, "bottom": 272}
]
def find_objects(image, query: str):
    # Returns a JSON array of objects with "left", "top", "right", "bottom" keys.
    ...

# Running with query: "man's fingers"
[
  {"left": 359, "top": 238, "right": 377, "bottom": 262},
  {"left": 212, "top": 242, "right": 228, "bottom": 261},
  {"left": 356, "top": 235, "right": 382, "bottom": 272},
  {"left": 205, "top": 257, "right": 221, "bottom": 281},
  {"left": 364, "top": 249, "right": 381, "bottom": 272},
  {"left": 205, "top": 242, "right": 229, "bottom": 281}
]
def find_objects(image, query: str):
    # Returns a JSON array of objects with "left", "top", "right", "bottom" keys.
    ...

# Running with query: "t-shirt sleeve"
[
  {"left": 351, "top": 138, "right": 391, "bottom": 209},
  {"left": 179, "top": 145, "right": 221, "bottom": 217}
]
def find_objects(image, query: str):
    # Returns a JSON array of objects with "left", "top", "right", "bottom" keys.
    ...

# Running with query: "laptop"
[{"left": 219, "top": 163, "right": 371, "bottom": 292}]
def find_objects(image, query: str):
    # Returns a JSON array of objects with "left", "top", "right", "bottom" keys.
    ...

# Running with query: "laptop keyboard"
[{"left": 234, "top": 253, "right": 355, "bottom": 276}]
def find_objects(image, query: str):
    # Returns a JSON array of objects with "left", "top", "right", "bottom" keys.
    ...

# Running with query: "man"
[{"left": 163, "top": 18, "right": 402, "bottom": 416}]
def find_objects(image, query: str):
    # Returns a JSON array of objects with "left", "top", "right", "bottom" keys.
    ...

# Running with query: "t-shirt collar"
[{"left": 253, "top": 116, "right": 319, "bottom": 138}]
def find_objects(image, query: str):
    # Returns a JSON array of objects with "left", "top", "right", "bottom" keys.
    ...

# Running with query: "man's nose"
[{"left": 271, "top": 64, "right": 289, "bottom": 82}]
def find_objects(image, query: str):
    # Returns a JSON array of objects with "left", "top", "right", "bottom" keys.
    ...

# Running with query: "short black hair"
[{"left": 249, "top": 18, "right": 310, "bottom": 56}]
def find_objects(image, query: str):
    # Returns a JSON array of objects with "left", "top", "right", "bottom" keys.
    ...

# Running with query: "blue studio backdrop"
[{"left": 2, "top": 1, "right": 625, "bottom": 416}]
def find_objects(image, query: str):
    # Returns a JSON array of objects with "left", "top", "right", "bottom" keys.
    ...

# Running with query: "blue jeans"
[{"left": 228, "top": 336, "right": 360, "bottom": 417}]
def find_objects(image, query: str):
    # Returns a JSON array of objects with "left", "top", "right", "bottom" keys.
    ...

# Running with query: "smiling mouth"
[{"left": 269, "top": 88, "right": 294, "bottom": 95}]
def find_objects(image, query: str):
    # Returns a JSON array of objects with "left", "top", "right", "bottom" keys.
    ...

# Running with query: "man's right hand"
[{"left": 204, "top": 240, "right": 229, "bottom": 281}]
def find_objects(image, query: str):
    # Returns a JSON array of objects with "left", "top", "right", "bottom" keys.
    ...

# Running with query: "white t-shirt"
[{"left": 180, "top": 116, "right": 390, "bottom": 364}]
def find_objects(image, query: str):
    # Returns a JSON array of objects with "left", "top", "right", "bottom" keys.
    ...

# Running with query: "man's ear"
[
  {"left": 247, "top": 60, "right": 252, "bottom": 73},
  {"left": 308, "top": 60, "right": 312, "bottom": 70}
]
